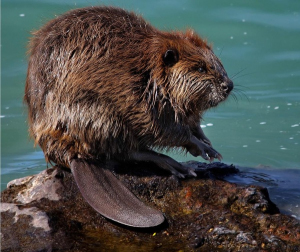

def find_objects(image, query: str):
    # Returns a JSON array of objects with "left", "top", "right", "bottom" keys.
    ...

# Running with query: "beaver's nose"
[{"left": 221, "top": 79, "right": 233, "bottom": 94}]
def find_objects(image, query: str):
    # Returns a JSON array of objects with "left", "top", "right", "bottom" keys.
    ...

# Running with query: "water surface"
[{"left": 1, "top": 0, "right": 300, "bottom": 218}]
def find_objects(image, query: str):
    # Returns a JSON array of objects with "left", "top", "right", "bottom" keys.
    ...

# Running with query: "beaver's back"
[{"left": 24, "top": 6, "right": 187, "bottom": 167}]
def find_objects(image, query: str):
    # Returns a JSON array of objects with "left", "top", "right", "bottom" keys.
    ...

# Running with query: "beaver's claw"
[{"left": 186, "top": 135, "right": 222, "bottom": 162}]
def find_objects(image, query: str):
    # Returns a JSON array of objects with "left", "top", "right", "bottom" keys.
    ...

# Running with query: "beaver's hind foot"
[{"left": 128, "top": 150, "right": 197, "bottom": 178}]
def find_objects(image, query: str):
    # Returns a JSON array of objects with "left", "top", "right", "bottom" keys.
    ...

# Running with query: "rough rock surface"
[{"left": 1, "top": 161, "right": 300, "bottom": 252}]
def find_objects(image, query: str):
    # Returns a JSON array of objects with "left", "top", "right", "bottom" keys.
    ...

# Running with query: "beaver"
[{"left": 24, "top": 6, "right": 233, "bottom": 227}]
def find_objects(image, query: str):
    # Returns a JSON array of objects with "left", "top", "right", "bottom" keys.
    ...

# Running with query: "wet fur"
[{"left": 25, "top": 6, "right": 232, "bottom": 168}]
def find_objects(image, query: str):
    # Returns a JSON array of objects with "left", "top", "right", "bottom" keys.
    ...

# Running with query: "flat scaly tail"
[{"left": 70, "top": 159, "right": 165, "bottom": 227}]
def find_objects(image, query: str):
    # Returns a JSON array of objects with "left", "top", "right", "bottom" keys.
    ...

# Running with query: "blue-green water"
[{"left": 1, "top": 0, "right": 300, "bottom": 219}]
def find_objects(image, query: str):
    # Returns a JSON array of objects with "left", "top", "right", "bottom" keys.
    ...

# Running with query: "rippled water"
[{"left": 1, "top": 0, "right": 300, "bottom": 218}]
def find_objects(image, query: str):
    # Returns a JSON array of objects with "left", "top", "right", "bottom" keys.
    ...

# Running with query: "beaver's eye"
[{"left": 198, "top": 67, "right": 207, "bottom": 73}]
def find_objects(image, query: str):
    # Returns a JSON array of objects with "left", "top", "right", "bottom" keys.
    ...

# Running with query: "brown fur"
[{"left": 24, "top": 6, "right": 232, "bottom": 167}]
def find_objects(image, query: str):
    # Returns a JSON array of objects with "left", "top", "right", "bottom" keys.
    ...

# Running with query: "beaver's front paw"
[{"left": 186, "top": 136, "right": 222, "bottom": 162}]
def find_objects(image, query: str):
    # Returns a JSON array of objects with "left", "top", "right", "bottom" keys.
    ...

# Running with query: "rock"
[{"left": 1, "top": 161, "right": 300, "bottom": 251}]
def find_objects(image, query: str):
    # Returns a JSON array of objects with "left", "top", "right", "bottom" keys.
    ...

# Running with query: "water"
[{"left": 1, "top": 0, "right": 300, "bottom": 219}]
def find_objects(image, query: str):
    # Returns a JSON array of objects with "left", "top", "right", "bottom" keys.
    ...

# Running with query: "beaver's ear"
[{"left": 163, "top": 49, "right": 179, "bottom": 67}]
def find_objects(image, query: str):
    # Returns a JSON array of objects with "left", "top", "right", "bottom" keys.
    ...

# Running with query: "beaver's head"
[{"left": 150, "top": 30, "right": 233, "bottom": 119}]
